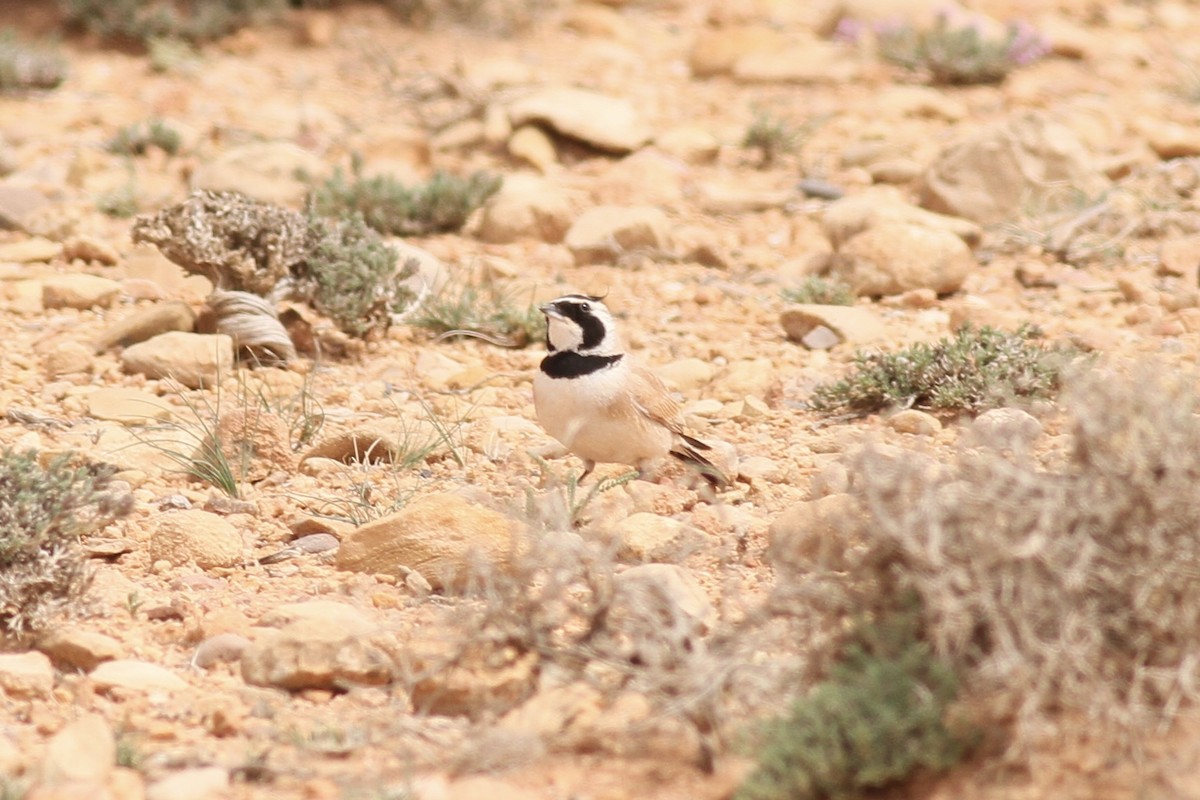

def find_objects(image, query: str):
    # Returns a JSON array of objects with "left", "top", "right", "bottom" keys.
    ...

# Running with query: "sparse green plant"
[
  {"left": 147, "top": 36, "right": 199, "bottom": 73},
  {"left": 96, "top": 172, "right": 140, "bottom": 218},
  {"left": 743, "top": 110, "right": 813, "bottom": 168},
  {"left": 738, "top": 609, "right": 971, "bottom": 800},
  {"left": 115, "top": 733, "right": 145, "bottom": 769},
  {"left": 289, "top": 725, "right": 368, "bottom": 756},
  {"left": 106, "top": 118, "right": 182, "bottom": 157},
  {"left": 307, "top": 156, "right": 502, "bottom": 237},
  {"left": 124, "top": 591, "right": 143, "bottom": 618},
  {"left": 872, "top": 14, "right": 1050, "bottom": 85},
  {"left": 809, "top": 324, "right": 1071, "bottom": 415},
  {"left": 0, "top": 777, "right": 27, "bottom": 800},
  {"left": 409, "top": 279, "right": 545, "bottom": 348},
  {"left": 526, "top": 454, "right": 638, "bottom": 528},
  {"left": 781, "top": 276, "right": 855, "bottom": 306},
  {"left": 0, "top": 29, "right": 67, "bottom": 90},
  {"left": 60, "top": 0, "right": 287, "bottom": 44},
  {"left": 299, "top": 212, "right": 418, "bottom": 338},
  {"left": 0, "top": 449, "right": 131, "bottom": 634}
]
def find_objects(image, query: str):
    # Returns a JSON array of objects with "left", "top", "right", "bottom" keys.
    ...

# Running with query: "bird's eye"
[{"left": 579, "top": 302, "right": 590, "bottom": 312}]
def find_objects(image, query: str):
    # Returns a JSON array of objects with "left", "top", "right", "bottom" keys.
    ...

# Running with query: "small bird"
[{"left": 533, "top": 294, "right": 728, "bottom": 487}]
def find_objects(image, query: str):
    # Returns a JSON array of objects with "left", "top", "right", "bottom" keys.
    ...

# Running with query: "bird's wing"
[{"left": 628, "top": 366, "right": 690, "bottom": 437}]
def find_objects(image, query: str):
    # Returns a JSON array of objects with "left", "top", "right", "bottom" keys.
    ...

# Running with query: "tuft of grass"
[
  {"left": 809, "top": 324, "right": 1070, "bottom": 415},
  {"left": 61, "top": 0, "right": 287, "bottom": 44},
  {"left": 115, "top": 733, "right": 145, "bottom": 769},
  {"left": 781, "top": 276, "right": 855, "bottom": 307},
  {"left": 409, "top": 279, "right": 544, "bottom": 348},
  {"left": 106, "top": 118, "right": 182, "bottom": 157},
  {"left": 742, "top": 110, "right": 815, "bottom": 168},
  {"left": 0, "top": 449, "right": 131, "bottom": 634},
  {"left": 299, "top": 212, "right": 419, "bottom": 338},
  {"left": 874, "top": 14, "right": 1049, "bottom": 85},
  {"left": 526, "top": 454, "right": 639, "bottom": 529},
  {"left": 737, "top": 609, "right": 970, "bottom": 800},
  {"left": 147, "top": 35, "right": 200, "bottom": 73},
  {"left": 307, "top": 157, "right": 502, "bottom": 237},
  {"left": 0, "top": 29, "right": 67, "bottom": 91}
]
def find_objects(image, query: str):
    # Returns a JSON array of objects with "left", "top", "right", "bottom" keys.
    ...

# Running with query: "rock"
[
  {"left": 90, "top": 659, "right": 188, "bottom": 693},
  {"left": 0, "top": 183, "right": 51, "bottom": 231},
  {"left": 240, "top": 602, "right": 393, "bottom": 690},
  {"left": 36, "top": 629, "right": 122, "bottom": 672},
  {"left": 732, "top": 40, "right": 860, "bottom": 83},
  {"left": 507, "top": 125, "right": 558, "bottom": 172},
  {"left": 564, "top": 2, "right": 631, "bottom": 39},
  {"left": 508, "top": 87, "right": 650, "bottom": 153},
  {"left": 696, "top": 182, "right": 792, "bottom": 214},
  {"left": 920, "top": 112, "right": 1110, "bottom": 225},
  {"left": 258, "top": 533, "right": 340, "bottom": 565},
  {"left": 302, "top": 420, "right": 443, "bottom": 465},
  {"left": 714, "top": 358, "right": 777, "bottom": 401},
  {"left": 822, "top": 187, "right": 981, "bottom": 247},
  {"left": 609, "top": 564, "right": 714, "bottom": 666},
  {"left": 43, "top": 341, "right": 93, "bottom": 378},
  {"left": 780, "top": 304, "right": 887, "bottom": 347},
  {"left": 192, "top": 633, "right": 251, "bottom": 669},
  {"left": 209, "top": 407, "right": 296, "bottom": 482},
  {"left": 145, "top": 767, "right": 229, "bottom": 800},
  {"left": 0, "top": 237, "right": 61, "bottom": 263},
  {"left": 38, "top": 714, "right": 115, "bottom": 787},
  {"left": 613, "top": 512, "right": 697, "bottom": 562},
  {"left": 831, "top": 222, "right": 974, "bottom": 297},
  {"left": 0, "top": 651, "right": 54, "bottom": 697},
  {"left": 768, "top": 493, "right": 863, "bottom": 571},
  {"left": 149, "top": 510, "right": 245, "bottom": 569},
  {"left": 191, "top": 141, "right": 328, "bottom": 206},
  {"left": 1146, "top": 122, "right": 1200, "bottom": 159},
  {"left": 564, "top": 205, "right": 670, "bottom": 265},
  {"left": 654, "top": 125, "right": 720, "bottom": 164},
  {"left": 1160, "top": 236, "right": 1200, "bottom": 285},
  {"left": 688, "top": 25, "right": 787, "bottom": 77},
  {"left": 887, "top": 409, "right": 943, "bottom": 435},
  {"left": 85, "top": 387, "right": 175, "bottom": 424},
  {"left": 478, "top": 175, "right": 573, "bottom": 244},
  {"left": 411, "top": 645, "right": 538, "bottom": 718},
  {"left": 63, "top": 236, "right": 120, "bottom": 266},
  {"left": 95, "top": 302, "right": 196, "bottom": 351},
  {"left": 869, "top": 158, "right": 923, "bottom": 184},
  {"left": 656, "top": 358, "right": 715, "bottom": 393},
  {"left": 591, "top": 151, "right": 685, "bottom": 207},
  {"left": 874, "top": 85, "right": 966, "bottom": 122},
  {"left": 0, "top": 278, "right": 43, "bottom": 312},
  {"left": 42, "top": 274, "right": 121, "bottom": 309},
  {"left": 967, "top": 407, "right": 1043, "bottom": 449},
  {"left": 120, "top": 331, "right": 234, "bottom": 389},
  {"left": 336, "top": 493, "right": 519, "bottom": 591}
]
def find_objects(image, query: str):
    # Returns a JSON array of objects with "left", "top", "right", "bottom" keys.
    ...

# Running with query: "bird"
[{"left": 533, "top": 294, "right": 729, "bottom": 488}]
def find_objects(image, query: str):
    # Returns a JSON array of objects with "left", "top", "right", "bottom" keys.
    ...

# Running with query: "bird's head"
[{"left": 539, "top": 294, "right": 622, "bottom": 355}]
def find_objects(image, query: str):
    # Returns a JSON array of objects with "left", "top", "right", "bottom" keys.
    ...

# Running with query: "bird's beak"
[{"left": 539, "top": 303, "right": 563, "bottom": 319}]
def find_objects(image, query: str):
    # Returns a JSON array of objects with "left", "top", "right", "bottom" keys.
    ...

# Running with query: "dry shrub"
[{"left": 781, "top": 362, "right": 1200, "bottom": 749}]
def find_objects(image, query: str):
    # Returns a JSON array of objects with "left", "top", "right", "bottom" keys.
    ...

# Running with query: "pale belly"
[{"left": 533, "top": 368, "right": 672, "bottom": 465}]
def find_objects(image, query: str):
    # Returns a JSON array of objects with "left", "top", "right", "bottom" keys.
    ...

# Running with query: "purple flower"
[
  {"left": 832, "top": 16, "right": 866, "bottom": 44},
  {"left": 1006, "top": 21, "right": 1051, "bottom": 66}
]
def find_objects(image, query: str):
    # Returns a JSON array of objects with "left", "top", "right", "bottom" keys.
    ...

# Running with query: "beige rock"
[
  {"left": 591, "top": 151, "right": 685, "bottom": 207},
  {"left": 63, "top": 236, "right": 120, "bottom": 266},
  {"left": 39, "top": 714, "right": 115, "bottom": 787},
  {"left": 0, "top": 183, "right": 51, "bottom": 232},
  {"left": 507, "top": 125, "right": 558, "bottom": 172},
  {"left": 920, "top": 112, "right": 1110, "bottom": 225},
  {"left": 696, "top": 182, "right": 792, "bottom": 214},
  {"left": 149, "top": 510, "right": 244, "bottom": 569},
  {"left": 869, "top": 158, "right": 923, "bottom": 184},
  {"left": 42, "top": 274, "right": 121, "bottom": 309},
  {"left": 823, "top": 187, "right": 981, "bottom": 247},
  {"left": 887, "top": 409, "right": 943, "bottom": 435},
  {"left": 478, "top": 175, "right": 573, "bottom": 244},
  {"left": 1146, "top": 122, "right": 1200, "bottom": 160},
  {"left": 780, "top": 303, "right": 887, "bottom": 347},
  {"left": 609, "top": 564, "right": 715, "bottom": 664},
  {"left": 192, "top": 633, "right": 251, "bottom": 669},
  {"left": 192, "top": 141, "right": 328, "bottom": 207},
  {"left": 145, "top": 767, "right": 229, "bottom": 800},
  {"left": 832, "top": 222, "right": 974, "bottom": 297},
  {"left": 95, "top": 302, "right": 196, "bottom": 351},
  {"left": 733, "top": 41, "right": 859, "bottom": 84},
  {"left": 36, "top": 629, "right": 122, "bottom": 672},
  {"left": 713, "top": 358, "right": 777, "bottom": 401},
  {"left": 0, "top": 651, "right": 54, "bottom": 697},
  {"left": 120, "top": 331, "right": 234, "bottom": 389},
  {"left": 0, "top": 278, "right": 43, "bottom": 312},
  {"left": 564, "top": 205, "right": 671, "bottom": 265},
  {"left": 336, "top": 493, "right": 519, "bottom": 591},
  {"left": 303, "top": 420, "right": 443, "bottom": 465},
  {"left": 508, "top": 87, "right": 650, "bottom": 154},
  {"left": 966, "top": 407, "right": 1043, "bottom": 449},
  {"left": 85, "top": 388, "right": 174, "bottom": 424},
  {"left": 654, "top": 125, "right": 720, "bottom": 164},
  {"left": 563, "top": 3, "right": 632, "bottom": 39},
  {"left": 43, "top": 341, "right": 93, "bottom": 377},
  {"left": 90, "top": 659, "right": 188, "bottom": 693},
  {"left": 208, "top": 407, "right": 295, "bottom": 482},
  {"left": 657, "top": 358, "right": 715, "bottom": 393},
  {"left": 0, "top": 237, "right": 62, "bottom": 263},
  {"left": 688, "top": 25, "right": 786, "bottom": 77},
  {"left": 874, "top": 85, "right": 966, "bottom": 122},
  {"left": 411, "top": 645, "right": 538, "bottom": 718},
  {"left": 461, "top": 57, "right": 534, "bottom": 90},
  {"left": 768, "top": 493, "right": 863, "bottom": 571},
  {"left": 241, "top": 609, "right": 393, "bottom": 691},
  {"left": 613, "top": 512, "right": 696, "bottom": 562}
]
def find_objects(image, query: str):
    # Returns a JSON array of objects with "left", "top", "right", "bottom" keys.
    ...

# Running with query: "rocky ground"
[{"left": 4, "top": 0, "right": 1200, "bottom": 798}]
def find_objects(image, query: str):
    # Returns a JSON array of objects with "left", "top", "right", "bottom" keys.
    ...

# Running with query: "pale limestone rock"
[
  {"left": 38, "top": 714, "right": 115, "bottom": 787},
  {"left": 780, "top": 303, "right": 887, "bottom": 347},
  {"left": 120, "top": 331, "right": 233, "bottom": 389},
  {"left": 613, "top": 512, "right": 696, "bottom": 562},
  {"left": 62, "top": 236, "right": 120, "bottom": 266},
  {"left": 43, "top": 341, "right": 93, "bottom": 377},
  {"left": 508, "top": 87, "right": 650, "bottom": 153},
  {"left": 768, "top": 493, "right": 864, "bottom": 572},
  {"left": 0, "top": 651, "right": 54, "bottom": 697},
  {"left": 656, "top": 358, "right": 715, "bottom": 393},
  {"left": 823, "top": 187, "right": 981, "bottom": 247},
  {"left": 95, "top": 302, "right": 196, "bottom": 351},
  {"left": 688, "top": 25, "right": 786, "bottom": 77},
  {"left": 191, "top": 141, "right": 329, "bottom": 207},
  {"left": 0, "top": 237, "right": 61, "bottom": 263},
  {"left": 410, "top": 645, "right": 538, "bottom": 718},
  {"left": 90, "top": 659, "right": 188, "bottom": 692},
  {"left": 145, "top": 767, "right": 229, "bottom": 800},
  {"left": 478, "top": 175, "right": 573, "bottom": 244},
  {"left": 149, "top": 510, "right": 244, "bottom": 569},
  {"left": 654, "top": 125, "right": 720, "bottom": 164},
  {"left": 36, "top": 629, "right": 122, "bottom": 672},
  {"left": 564, "top": 205, "right": 670, "bottom": 265},
  {"left": 732, "top": 41, "right": 860, "bottom": 84},
  {"left": 336, "top": 493, "right": 518, "bottom": 591},
  {"left": 85, "top": 388, "right": 174, "bottom": 424},
  {"left": 192, "top": 633, "right": 251, "bottom": 669},
  {"left": 832, "top": 222, "right": 974, "bottom": 297},
  {"left": 507, "top": 125, "right": 558, "bottom": 172},
  {"left": 887, "top": 409, "right": 943, "bottom": 436},
  {"left": 42, "top": 274, "right": 120, "bottom": 309},
  {"left": 967, "top": 408, "right": 1043, "bottom": 449}
]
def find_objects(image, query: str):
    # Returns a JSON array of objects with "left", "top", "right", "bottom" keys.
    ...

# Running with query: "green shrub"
[
  {"left": 0, "top": 30, "right": 67, "bottom": 91},
  {"left": 742, "top": 111, "right": 811, "bottom": 168},
  {"left": 781, "top": 276, "right": 855, "bottom": 307},
  {"left": 106, "top": 118, "right": 182, "bottom": 156},
  {"left": 300, "top": 213, "right": 418, "bottom": 337},
  {"left": 307, "top": 158, "right": 502, "bottom": 237},
  {"left": 0, "top": 449, "right": 131, "bottom": 634},
  {"left": 61, "top": 0, "right": 288, "bottom": 44},
  {"left": 873, "top": 14, "right": 1050, "bottom": 85},
  {"left": 409, "top": 280, "right": 545, "bottom": 348},
  {"left": 809, "top": 324, "right": 1069, "bottom": 415},
  {"left": 738, "top": 611, "right": 969, "bottom": 800}
]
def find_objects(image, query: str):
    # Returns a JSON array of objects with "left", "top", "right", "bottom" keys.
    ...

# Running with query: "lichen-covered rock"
[{"left": 149, "top": 509, "right": 244, "bottom": 569}]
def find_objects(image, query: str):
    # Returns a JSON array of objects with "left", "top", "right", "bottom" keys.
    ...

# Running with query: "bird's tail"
[{"left": 671, "top": 434, "right": 731, "bottom": 489}]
